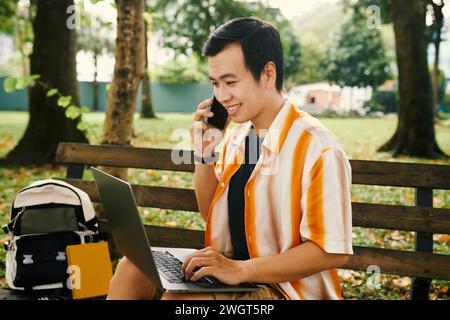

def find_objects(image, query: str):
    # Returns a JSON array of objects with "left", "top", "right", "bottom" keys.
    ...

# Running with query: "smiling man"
[{"left": 107, "top": 17, "right": 353, "bottom": 300}]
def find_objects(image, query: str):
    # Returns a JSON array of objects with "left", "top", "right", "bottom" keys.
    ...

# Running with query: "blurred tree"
[
  {"left": 151, "top": 0, "right": 300, "bottom": 89},
  {"left": 346, "top": 0, "right": 446, "bottom": 158},
  {"left": 150, "top": 0, "right": 252, "bottom": 57},
  {"left": 324, "top": 15, "right": 391, "bottom": 89},
  {"left": 152, "top": 56, "right": 209, "bottom": 84},
  {"left": 0, "top": 0, "right": 19, "bottom": 33},
  {"left": 427, "top": 0, "right": 446, "bottom": 120},
  {"left": 78, "top": 8, "right": 115, "bottom": 111},
  {"left": 437, "top": 69, "right": 447, "bottom": 106},
  {"left": 323, "top": 14, "right": 391, "bottom": 109},
  {"left": 0, "top": 1, "right": 34, "bottom": 77},
  {"left": 102, "top": 0, "right": 145, "bottom": 179},
  {"left": 140, "top": 9, "right": 156, "bottom": 118},
  {"left": 379, "top": 0, "right": 446, "bottom": 157},
  {"left": 2, "top": 0, "right": 87, "bottom": 165},
  {"left": 291, "top": 35, "right": 326, "bottom": 85}
]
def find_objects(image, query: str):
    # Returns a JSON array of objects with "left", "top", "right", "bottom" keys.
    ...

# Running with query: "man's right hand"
[{"left": 190, "top": 98, "right": 231, "bottom": 158}]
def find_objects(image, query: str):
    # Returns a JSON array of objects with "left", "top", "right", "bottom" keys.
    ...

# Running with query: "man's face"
[{"left": 208, "top": 43, "right": 267, "bottom": 124}]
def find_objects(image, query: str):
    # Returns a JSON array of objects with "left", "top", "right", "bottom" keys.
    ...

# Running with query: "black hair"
[{"left": 202, "top": 17, "right": 284, "bottom": 91}]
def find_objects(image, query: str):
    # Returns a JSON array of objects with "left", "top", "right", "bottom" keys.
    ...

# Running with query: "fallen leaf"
[
  {"left": 392, "top": 277, "right": 411, "bottom": 288},
  {"left": 433, "top": 197, "right": 443, "bottom": 206},
  {"left": 338, "top": 270, "right": 363, "bottom": 285},
  {"left": 390, "top": 230, "right": 405, "bottom": 241},
  {"left": 164, "top": 221, "right": 177, "bottom": 227},
  {"left": 338, "top": 269, "right": 353, "bottom": 280},
  {"left": 390, "top": 240, "right": 405, "bottom": 250},
  {"left": 436, "top": 234, "right": 450, "bottom": 244}
]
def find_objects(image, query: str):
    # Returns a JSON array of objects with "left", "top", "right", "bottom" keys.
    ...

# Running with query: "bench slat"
[
  {"left": 63, "top": 178, "right": 199, "bottom": 212},
  {"left": 56, "top": 143, "right": 450, "bottom": 189},
  {"left": 63, "top": 179, "right": 450, "bottom": 234},
  {"left": 98, "top": 223, "right": 450, "bottom": 280},
  {"left": 345, "top": 246, "right": 450, "bottom": 280},
  {"left": 350, "top": 159, "right": 450, "bottom": 189},
  {"left": 352, "top": 202, "right": 450, "bottom": 234},
  {"left": 145, "top": 226, "right": 450, "bottom": 280},
  {"left": 56, "top": 143, "right": 195, "bottom": 172}
]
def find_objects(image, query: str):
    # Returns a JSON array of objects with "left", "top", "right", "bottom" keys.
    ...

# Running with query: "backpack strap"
[
  {"left": 84, "top": 219, "right": 98, "bottom": 233},
  {"left": 82, "top": 233, "right": 102, "bottom": 243},
  {"left": 3, "top": 221, "right": 14, "bottom": 234}
]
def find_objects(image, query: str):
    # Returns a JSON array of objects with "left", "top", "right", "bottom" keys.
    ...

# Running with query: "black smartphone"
[{"left": 203, "top": 96, "right": 228, "bottom": 130}]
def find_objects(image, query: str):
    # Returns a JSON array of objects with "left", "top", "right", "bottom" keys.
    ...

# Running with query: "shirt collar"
[{"left": 231, "top": 99, "right": 302, "bottom": 154}]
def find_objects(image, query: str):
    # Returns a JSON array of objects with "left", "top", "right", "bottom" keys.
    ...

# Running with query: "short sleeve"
[
  {"left": 213, "top": 137, "right": 229, "bottom": 181},
  {"left": 300, "top": 148, "right": 353, "bottom": 254}
]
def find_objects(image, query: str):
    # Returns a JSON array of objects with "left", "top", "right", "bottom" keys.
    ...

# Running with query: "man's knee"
[{"left": 108, "top": 257, "right": 155, "bottom": 300}]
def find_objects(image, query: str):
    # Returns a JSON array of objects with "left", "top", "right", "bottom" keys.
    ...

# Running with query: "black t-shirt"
[{"left": 227, "top": 128, "right": 264, "bottom": 260}]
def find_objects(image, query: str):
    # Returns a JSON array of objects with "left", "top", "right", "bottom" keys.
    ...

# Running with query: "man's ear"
[{"left": 263, "top": 61, "right": 277, "bottom": 89}]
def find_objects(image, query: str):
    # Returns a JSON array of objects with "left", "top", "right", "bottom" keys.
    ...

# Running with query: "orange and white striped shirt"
[{"left": 205, "top": 99, "right": 353, "bottom": 300}]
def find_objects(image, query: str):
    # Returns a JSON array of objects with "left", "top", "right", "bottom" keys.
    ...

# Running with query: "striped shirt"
[{"left": 205, "top": 99, "right": 353, "bottom": 300}]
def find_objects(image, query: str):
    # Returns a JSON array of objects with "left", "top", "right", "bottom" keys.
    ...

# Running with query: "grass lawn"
[{"left": 0, "top": 111, "right": 449, "bottom": 299}]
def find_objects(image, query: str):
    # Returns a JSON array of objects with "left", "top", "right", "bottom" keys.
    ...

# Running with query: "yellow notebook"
[{"left": 66, "top": 241, "right": 113, "bottom": 300}]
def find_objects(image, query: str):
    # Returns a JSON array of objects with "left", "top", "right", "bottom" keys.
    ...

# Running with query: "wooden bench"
[{"left": 2, "top": 142, "right": 450, "bottom": 300}]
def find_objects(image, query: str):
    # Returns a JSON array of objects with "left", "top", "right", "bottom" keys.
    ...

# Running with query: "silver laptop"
[{"left": 91, "top": 167, "right": 258, "bottom": 295}]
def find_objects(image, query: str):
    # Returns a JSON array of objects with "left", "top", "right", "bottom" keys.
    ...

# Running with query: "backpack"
[{"left": 2, "top": 179, "right": 100, "bottom": 291}]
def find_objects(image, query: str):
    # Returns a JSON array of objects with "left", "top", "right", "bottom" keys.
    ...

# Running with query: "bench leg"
[
  {"left": 66, "top": 164, "right": 85, "bottom": 179},
  {"left": 411, "top": 188, "right": 433, "bottom": 300}
]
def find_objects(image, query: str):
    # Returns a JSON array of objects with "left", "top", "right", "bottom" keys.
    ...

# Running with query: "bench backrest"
[{"left": 55, "top": 142, "right": 450, "bottom": 300}]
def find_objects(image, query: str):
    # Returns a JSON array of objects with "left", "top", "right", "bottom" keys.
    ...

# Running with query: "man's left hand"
[{"left": 181, "top": 247, "right": 247, "bottom": 285}]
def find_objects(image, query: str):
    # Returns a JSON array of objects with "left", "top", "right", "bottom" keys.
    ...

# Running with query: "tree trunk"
[
  {"left": 430, "top": 0, "right": 444, "bottom": 122},
  {"left": 102, "top": 0, "right": 145, "bottom": 179},
  {"left": 2, "top": 0, "right": 87, "bottom": 165},
  {"left": 378, "top": 0, "right": 446, "bottom": 158},
  {"left": 140, "top": 7, "right": 156, "bottom": 119},
  {"left": 93, "top": 52, "right": 99, "bottom": 111},
  {"left": 432, "top": 41, "right": 440, "bottom": 121}
]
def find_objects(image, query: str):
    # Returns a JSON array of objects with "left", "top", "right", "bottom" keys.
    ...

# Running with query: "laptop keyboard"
[{"left": 151, "top": 250, "right": 213, "bottom": 284}]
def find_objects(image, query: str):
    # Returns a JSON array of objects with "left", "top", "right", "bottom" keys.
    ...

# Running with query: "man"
[{"left": 107, "top": 17, "right": 353, "bottom": 300}]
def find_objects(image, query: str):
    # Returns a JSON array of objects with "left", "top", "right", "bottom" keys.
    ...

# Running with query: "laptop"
[{"left": 91, "top": 167, "right": 258, "bottom": 295}]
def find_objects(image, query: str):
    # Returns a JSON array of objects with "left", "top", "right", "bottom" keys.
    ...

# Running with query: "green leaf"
[
  {"left": 46, "top": 88, "right": 59, "bottom": 97},
  {"left": 29, "top": 74, "right": 41, "bottom": 80},
  {"left": 77, "top": 121, "right": 89, "bottom": 131},
  {"left": 15, "top": 77, "right": 30, "bottom": 90},
  {"left": 3, "top": 78, "right": 17, "bottom": 93},
  {"left": 57, "top": 96, "right": 72, "bottom": 108},
  {"left": 80, "top": 106, "right": 90, "bottom": 113},
  {"left": 65, "top": 105, "right": 81, "bottom": 119}
]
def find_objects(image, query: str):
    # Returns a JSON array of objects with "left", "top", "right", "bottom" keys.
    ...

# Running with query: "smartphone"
[{"left": 203, "top": 96, "right": 228, "bottom": 130}]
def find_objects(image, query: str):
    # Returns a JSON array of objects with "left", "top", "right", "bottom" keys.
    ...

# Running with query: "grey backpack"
[{"left": 3, "top": 179, "right": 99, "bottom": 291}]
